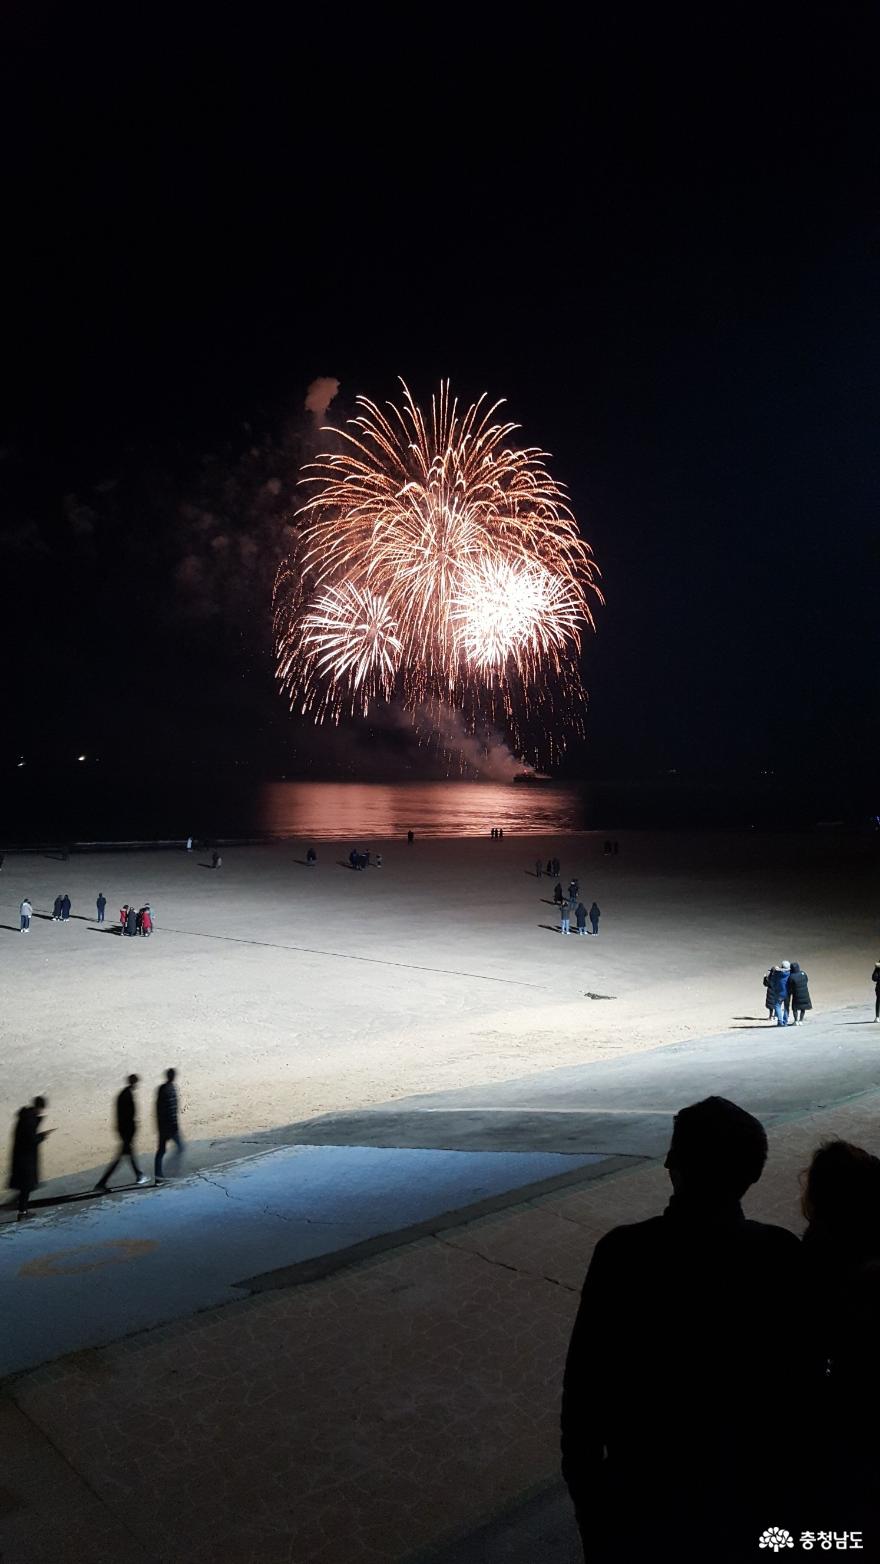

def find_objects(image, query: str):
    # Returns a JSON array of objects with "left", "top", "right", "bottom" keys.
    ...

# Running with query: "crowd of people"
[
  {"left": 17, "top": 893, "right": 154, "bottom": 936},
  {"left": 7, "top": 1068, "right": 184, "bottom": 1219},
  {"left": 561, "top": 1095, "right": 880, "bottom": 1561}
]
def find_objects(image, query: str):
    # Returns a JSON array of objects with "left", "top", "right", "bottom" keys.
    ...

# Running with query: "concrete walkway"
[
  {"left": 1, "top": 1012, "right": 878, "bottom": 1564},
  {"left": 0, "top": 1144, "right": 604, "bottom": 1376}
]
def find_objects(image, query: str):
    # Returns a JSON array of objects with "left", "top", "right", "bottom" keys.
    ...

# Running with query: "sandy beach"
[{"left": 3, "top": 830, "right": 878, "bottom": 1184}]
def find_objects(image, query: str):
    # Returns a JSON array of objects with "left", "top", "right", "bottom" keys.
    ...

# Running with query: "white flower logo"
[{"left": 758, "top": 1528, "right": 794, "bottom": 1553}]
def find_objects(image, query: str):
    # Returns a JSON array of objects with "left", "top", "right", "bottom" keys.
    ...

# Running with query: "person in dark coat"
[
  {"left": 96, "top": 892, "right": 107, "bottom": 924},
  {"left": 552, "top": 857, "right": 560, "bottom": 877},
  {"left": 800, "top": 1140, "right": 880, "bottom": 1532},
  {"left": 306, "top": 848, "right": 317, "bottom": 864},
  {"left": 568, "top": 879, "right": 579, "bottom": 905},
  {"left": 561, "top": 1097, "right": 807, "bottom": 1564},
  {"left": 407, "top": 830, "right": 414, "bottom": 843},
  {"left": 60, "top": 894, "right": 71, "bottom": 922},
  {"left": 52, "top": 894, "right": 63, "bottom": 922},
  {"left": 787, "top": 961, "right": 812, "bottom": 1025},
  {"left": 154, "top": 1068, "right": 184, "bottom": 1181},
  {"left": 575, "top": 901, "right": 587, "bottom": 936},
  {"left": 95, "top": 1075, "right": 150, "bottom": 1190},
  {"left": 546, "top": 858, "right": 553, "bottom": 876},
  {"left": 211, "top": 850, "right": 222, "bottom": 869},
  {"left": 535, "top": 858, "right": 542, "bottom": 878},
  {"left": 125, "top": 903, "right": 137, "bottom": 938},
  {"left": 765, "top": 961, "right": 790, "bottom": 1025},
  {"left": 872, "top": 961, "right": 880, "bottom": 1022},
  {"left": 589, "top": 901, "right": 600, "bottom": 936},
  {"left": 9, "top": 1096, "right": 53, "bottom": 1219},
  {"left": 553, "top": 882, "right": 563, "bottom": 905}
]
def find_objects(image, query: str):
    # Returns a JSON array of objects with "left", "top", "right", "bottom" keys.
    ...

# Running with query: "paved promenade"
[{"left": 1, "top": 1013, "right": 877, "bottom": 1563}]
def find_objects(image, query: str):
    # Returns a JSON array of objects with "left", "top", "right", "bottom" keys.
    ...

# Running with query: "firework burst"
[{"left": 274, "top": 381, "right": 602, "bottom": 765}]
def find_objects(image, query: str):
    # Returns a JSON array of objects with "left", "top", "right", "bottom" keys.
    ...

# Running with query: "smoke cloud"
[
  {"left": 403, "top": 703, "right": 530, "bottom": 781},
  {"left": 304, "top": 376, "right": 340, "bottom": 427}
]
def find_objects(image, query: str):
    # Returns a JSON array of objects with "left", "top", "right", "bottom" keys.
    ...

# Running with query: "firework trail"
[{"left": 274, "top": 381, "right": 602, "bottom": 767}]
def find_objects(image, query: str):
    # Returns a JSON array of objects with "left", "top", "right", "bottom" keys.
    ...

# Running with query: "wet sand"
[{"left": 3, "top": 831, "right": 877, "bottom": 1183}]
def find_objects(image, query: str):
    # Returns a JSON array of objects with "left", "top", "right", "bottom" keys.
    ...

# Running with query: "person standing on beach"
[
  {"left": 52, "top": 894, "right": 63, "bottom": 922},
  {"left": 560, "top": 898, "right": 571, "bottom": 935},
  {"left": 95, "top": 1075, "right": 150, "bottom": 1191},
  {"left": 19, "top": 897, "right": 32, "bottom": 933},
  {"left": 552, "top": 857, "right": 560, "bottom": 878},
  {"left": 186, "top": 836, "right": 193, "bottom": 852},
  {"left": 872, "top": 962, "right": 880, "bottom": 1021},
  {"left": 154, "top": 1069, "right": 183, "bottom": 1182},
  {"left": 125, "top": 903, "right": 137, "bottom": 938},
  {"left": 765, "top": 962, "right": 790, "bottom": 1026},
  {"left": 568, "top": 878, "right": 579, "bottom": 906},
  {"left": 535, "top": 858, "right": 543, "bottom": 878},
  {"left": 96, "top": 892, "right": 106, "bottom": 924},
  {"left": 9, "top": 1097, "right": 54, "bottom": 1220},
  {"left": 787, "top": 962, "right": 812, "bottom": 1025},
  {"left": 60, "top": 893, "right": 71, "bottom": 923},
  {"left": 576, "top": 901, "right": 587, "bottom": 936},
  {"left": 211, "top": 850, "right": 222, "bottom": 869},
  {"left": 589, "top": 901, "right": 601, "bottom": 936},
  {"left": 140, "top": 905, "right": 153, "bottom": 936},
  {"left": 553, "top": 882, "right": 563, "bottom": 905}
]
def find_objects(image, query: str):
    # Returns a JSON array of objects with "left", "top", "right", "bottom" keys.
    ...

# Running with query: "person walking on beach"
[
  {"left": 154, "top": 1068, "right": 183, "bottom": 1182},
  {"left": 561, "top": 1096, "right": 805, "bottom": 1564},
  {"left": 52, "top": 894, "right": 63, "bottom": 922},
  {"left": 765, "top": 961, "right": 790, "bottom": 1026},
  {"left": 19, "top": 897, "right": 32, "bottom": 933},
  {"left": 575, "top": 901, "right": 587, "bottom": 936},
  {"left": 788, "top": 961, "right": 812, "bottom": 1025},
  {"left": 96, "top": 892, "right": 106, "bottom": 924},
  {"left": 589, "top": 900, "right": 601, "bottom": 936},
  {"left": 125, "top": 903, "right": 137, "bottom": 938},
  {"left": 95, "top": 1075, "right": 150, "bottom": 1191},
  {"left": 9, "top": 1097, "right": 54, "bottom": 1220},
  {"left": 60, "top": 893, "right": 71, "bottom": 923},
  {"left": 873, "top": 962, "right": 880, "bottom": 1021},
  {"left": 560, "top": 898, "right": 571, "bottom": 935}
]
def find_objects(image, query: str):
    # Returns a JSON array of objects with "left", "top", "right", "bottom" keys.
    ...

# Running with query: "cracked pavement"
[{"left": 0, "top": 1141, "right": 604, "bottom": 1376}]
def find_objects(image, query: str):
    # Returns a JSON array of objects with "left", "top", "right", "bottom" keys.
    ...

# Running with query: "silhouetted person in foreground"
[
  {"left": 9, "top": 1096, "right": 53, "bottom": 1220},
  {"left": 562, "top": 1096, "right": 805, "bottom": 1563},
  {"left": 801, "top": 1140, "right": 880, "bottom": 1532},
  {"left": 95, "top": 1075, "right": 150, "bottom": 1191},
  {"left": 154, "top": 1068, "right": 183, "bottom": 1182}
]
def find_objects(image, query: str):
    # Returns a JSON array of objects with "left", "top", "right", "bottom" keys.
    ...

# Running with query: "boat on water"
[{"left": 513, "top": 772, "right": 554, "bottom": 784}]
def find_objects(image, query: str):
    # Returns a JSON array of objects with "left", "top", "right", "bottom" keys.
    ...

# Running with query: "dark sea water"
[{"left": 3, "top": 769, "right": 872, "bottom": 846}]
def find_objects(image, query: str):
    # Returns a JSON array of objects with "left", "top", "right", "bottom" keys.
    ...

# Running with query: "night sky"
[{"left": 2, "top": 10, "right": 877, "bottom": 798}]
